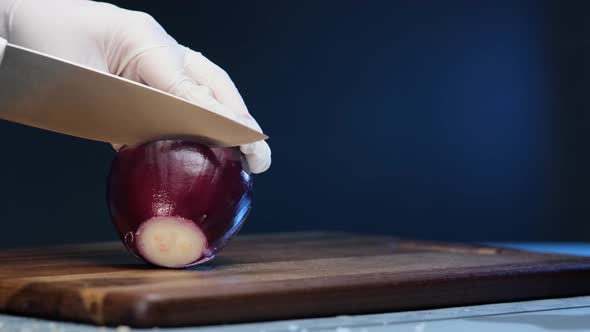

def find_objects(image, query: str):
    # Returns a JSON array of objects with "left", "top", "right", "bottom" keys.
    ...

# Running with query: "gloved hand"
[{"left": 0, "top": 0, "right": 271, "bottom": 173}]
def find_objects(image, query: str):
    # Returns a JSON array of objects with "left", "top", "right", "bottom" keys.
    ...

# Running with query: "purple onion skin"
[{"left": 107, "top": 140, "right": 253, "bottom": 267}]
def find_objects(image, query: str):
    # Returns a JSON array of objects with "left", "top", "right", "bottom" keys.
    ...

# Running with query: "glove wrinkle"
[{"left": 117, "top": 44, "right": 168, "bottom": 79}]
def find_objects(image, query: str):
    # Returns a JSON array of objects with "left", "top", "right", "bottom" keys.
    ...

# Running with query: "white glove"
[{"left": 0, "top": 0, "right": 271, "bottom": 173}]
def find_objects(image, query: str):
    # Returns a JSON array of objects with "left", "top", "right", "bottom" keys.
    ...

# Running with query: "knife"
[{"left": 0, "top": 42, "right": 268, "bottom": 147}]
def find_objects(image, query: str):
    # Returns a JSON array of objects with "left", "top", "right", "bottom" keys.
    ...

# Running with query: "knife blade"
[{"left": 0, "top": 43, "right": 267, "bottom": 147}]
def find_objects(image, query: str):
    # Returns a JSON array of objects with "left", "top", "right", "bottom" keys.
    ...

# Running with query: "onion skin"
[{"left": 107, "top": 140, "right": 253, "bottom": 268}]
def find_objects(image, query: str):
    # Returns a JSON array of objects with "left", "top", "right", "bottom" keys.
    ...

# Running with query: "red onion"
[{"left": 107, "top": 140, "right": 252, "bottom": 268}]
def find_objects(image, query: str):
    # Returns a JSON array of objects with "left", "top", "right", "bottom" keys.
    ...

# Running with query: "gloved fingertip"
[
  {"left": 259, "top": 156, "right": 272, "bottom": 173},
  {"left": 245, "top": 155, "right": 262, "bottom": 174},
  {"left": 241, "top": 141, "right": 271, "bottom": 174},
  {"left": 248, "top": 154, "right": 271, "bottom": 174},
  {"left": 239, "top": 142, "right": 256, "bottom": 155}
]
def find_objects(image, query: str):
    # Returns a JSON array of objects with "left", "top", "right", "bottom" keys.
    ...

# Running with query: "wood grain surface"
[{"left": 1, "top": 232, "right": 590, "bottom": 328}]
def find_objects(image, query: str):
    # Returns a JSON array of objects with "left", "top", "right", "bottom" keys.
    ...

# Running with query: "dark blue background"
[{"left": 1, "top": 1, "right": 588, "bottom": 247}]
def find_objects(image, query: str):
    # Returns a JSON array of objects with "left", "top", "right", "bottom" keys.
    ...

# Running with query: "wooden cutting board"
[{"left": 2, "top": 232, "right": 590, "bottom": 328}]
